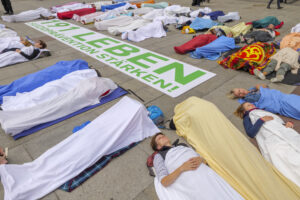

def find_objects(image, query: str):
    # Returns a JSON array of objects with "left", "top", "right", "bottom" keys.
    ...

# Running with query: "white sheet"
[
  {"left": 218, "top": 12, "right": 240, "bottom": 23},
  {"left": 0, "top": 37, "right": 24, "bottom": 52},
  {"left": 132, "top": 7, "right": 154, "bottom": 16},
  {"left": 73, "top": 11, "right": 104, "bottom": 24},
  {"left": 249, "top": 109, "right": 300, "bottom": 187},
  {"left": 108, "top": 18, "right": 150, "bottom": 35},
  {"left": 154, "top": 146, "right": 244, "bottom": 200},
  {"left": 142, "top": 9, "right": 164, "bottom": 20},
  {"left": 153, "top": 15, "right": 178, "bottom": 25},
  {"left": 1, "top": 7, "right": 52, "bottom": 23},
  {"left": 54, "top": 3, "right": 92, "bottom": 13},
  {"left": 291, "top": 23, "right": 300, "bottom": 33},
  {"left": 2, "top": 69, "right": 98, "bottom": 111},
  {"left": 0, "top": 96, "right": 159, "bottom": 200},
  {"left": 122, "top": 21, "right": 166, "bottom": 42},
  {"left": 95, "top": 15, "right": 134, "bottom": 30},
  {"left": 163, "top": 5, "right": 190, "bottom": 17},
  {"left": 189, "top": 7, "right": 212, "bottom": 18},
  {"left": 0, "top": 28, "right": 17, "bottom": 38},
  {"left": 0, "top": 77, "right": 117, "bottom": 136},
  {"left": 0, "top": 46, "right": 34, "bottom": 68}
]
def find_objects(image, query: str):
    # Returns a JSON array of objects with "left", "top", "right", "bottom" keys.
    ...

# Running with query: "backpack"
[{"left": 147, "top": 105, "right": 165, "bottom": 128}]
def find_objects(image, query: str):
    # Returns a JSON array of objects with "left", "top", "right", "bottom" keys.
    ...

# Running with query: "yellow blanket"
[
  {"left": 208, "top": 22, "right": 252, "bottom": 37},
  {"left": 173, "top": 97, "right": 300, "bottom": 200}
]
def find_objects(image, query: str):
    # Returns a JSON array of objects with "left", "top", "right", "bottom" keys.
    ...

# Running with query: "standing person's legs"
[
  {"left": 267, "top": 0, "right": 273, "bottom": 8},
  {"left": 271, "top": 62, "right": 291, "bottom": 82},
  {"left": 4, "top": 0, "right": 13, "bottom": 14},
  {"left": 1, "top": 0, "right": 9, "bottom": 13},
  {"left": 277, "top": 0, "right": 283, "bottom": 8}
]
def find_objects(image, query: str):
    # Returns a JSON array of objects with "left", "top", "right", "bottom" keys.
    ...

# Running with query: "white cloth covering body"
[
  {"left": 0, "top": 28, "right": 17, "bottom": 38},
  {"left": 132, "top": 7, "right": 154, "bottom": 16},
  {"left": 0, "top": 46, "right": 35, "bottom": 68},
  {"left": 249, "top": 109, "right": 300, "bottom": 187},
  {"left": 95, "top": 15, "right": 134, "bottom": 30},
  {"left": 189, "top": 7, "right": 212, "bottom": 18},
  {"left": 291, "top": 23, "right": 300, "bottom": 33},
  {"left": 108, "top": 18, "right": 150, "bottom": 35},
  {"left": 1, "top": 7, "right": 52, "bottom": 22},
  {"left": 0, "top": 96, "right": 160, "bottom": 200},
  {"left": 122, "top": 21, "right": 166, "bottom": 42},
  {"left": 73, "top": 11, "right": 104, "bottom": 24},
  {"left": 2, "top": 69, "right": 98, "bottom": 111},
  {"left": 218, "top": 12, "right": 240, "bottom": 23},
  {"left": 0, "top": 37, "right": 24, "bottom": 52},
  {"left": 154, "top": 146, "right": 244, "bottom": 200},
  {"left": 54, "top": 3, "right": 92, "bottom": 13},
  {"left": 163, "top": 5, "right": 190, "bottom": 17},
  {"left": 0, "top": 77, "right": 117, "bottom": 136}
]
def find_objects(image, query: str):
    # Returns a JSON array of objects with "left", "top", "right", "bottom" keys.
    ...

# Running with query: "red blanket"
[
  {"left": 57, "top": 7, "right": 96, "bottom": 20},
  {"left": 174, "top": 34, "right": 217, "bottom": 54}
]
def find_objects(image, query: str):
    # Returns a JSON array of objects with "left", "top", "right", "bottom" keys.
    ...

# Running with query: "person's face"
[
  {"left": 267, "top": 24, "right": 275, "bottom": 30},
  {"left": 232, "top": 88, "right": 249, "bottom": 98},
  {"left": 155, "top": 134, "right": 170, "bottom": 150},
  {"left": 243, "top": 102, "right": 256, "bottom": 112},
  {"left": 34, "top": 42, "right": 42, "bottom": 48}
]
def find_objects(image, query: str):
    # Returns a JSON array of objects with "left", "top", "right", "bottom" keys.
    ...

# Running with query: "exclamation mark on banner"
[{"left": 168, "top": 86, "right": 179, "bottom": 93}]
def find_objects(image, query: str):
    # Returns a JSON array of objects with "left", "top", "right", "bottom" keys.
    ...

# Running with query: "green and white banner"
[{"left": 26, "top": 20, "right": 215, "bottom": 97}]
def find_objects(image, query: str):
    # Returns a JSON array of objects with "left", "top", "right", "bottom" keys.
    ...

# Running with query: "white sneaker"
[
  {"left": 271, "top": 75, "right": 284, "bottom": 83},
  {"left": 253, "top": 69, "right": 265, "bottom": 80}
]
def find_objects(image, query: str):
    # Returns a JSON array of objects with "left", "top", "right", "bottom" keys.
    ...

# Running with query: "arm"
[
  {"left": 161, "top": 157, "right": 203, "bottom": 187},
  {"left": 20, "top": 49, "right": 40, "bottom": 60},
  {"left": 255, "top": 84, "right": 268, "bottom": 90},
  {"left": 243, "top": 115, "right": 265, "bottom": 138}
]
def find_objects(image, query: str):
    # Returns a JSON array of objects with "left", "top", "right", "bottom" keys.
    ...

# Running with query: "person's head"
[
  {"left": 234, "top": 102, "right": 256, "bottom": 118},
  {"left": 267, "top": 24, "right": 275, "bottom": 31},
  {"left": 34, "top": 40, "right": 47, "bottom": 49},
  {"left": 229, "top": 88, "right": 249, "bottom": 98},
  {"left": 150, "top": 133, "right": 171, "bottom": 151}
]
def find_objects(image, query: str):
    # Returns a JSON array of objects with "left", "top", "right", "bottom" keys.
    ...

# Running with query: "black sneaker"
[{"left": 277, "top": 7, "right": 283, "bottom": 9}]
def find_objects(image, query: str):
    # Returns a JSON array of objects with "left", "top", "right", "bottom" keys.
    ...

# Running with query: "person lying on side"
[
  {"left": 151, "top": 133, "right": 244, "bottom": 200},
  {"left": 234, "top": 102, "right": 300, "bottom": 187},
  {"left": 235, "top": 24, "right": 275, "bottom": 44},
  {"left": 229, "top": 84, "right": 300, "bottom": 120}
]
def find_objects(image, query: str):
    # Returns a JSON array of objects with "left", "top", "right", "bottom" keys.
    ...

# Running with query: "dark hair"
[
  {"left": 38, "top": 40, "right": 47, "bottom": 49},
  {"left": 234, "top": 102, "right": 247, "bottom": 119},
  {"left": 150, "top": 133, "right": 164, "bottom": 151},
  {"left": 169, "top": 119, "right": 176, "bottom": 130}
]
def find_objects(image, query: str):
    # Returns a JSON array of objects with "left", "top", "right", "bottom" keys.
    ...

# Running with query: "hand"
[
  {"left": 15, "top": 49, "right": 21, "bottom": 53},
  {"left": 261, "top": 116, "right": 273, "bottom": 122},
  {"left": 180, "top": 157, "right": 202, "bottom": 172},
  {"left": 285, "top": 122, "right": 294, "bottom": 128}
]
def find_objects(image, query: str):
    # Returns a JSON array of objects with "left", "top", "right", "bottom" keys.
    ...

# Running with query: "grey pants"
[{"left": 263, "top": 59, "right": 291, "bottom": 77}]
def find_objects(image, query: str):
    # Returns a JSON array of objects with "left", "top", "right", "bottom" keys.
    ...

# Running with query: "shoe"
[
  {"left": 4, "top": 11, "right": 9, "bottom": 15},
  {"left": 267, "top": 6, "right": 271, "bottom": 9},
  {"left": 9, "top": 11, "right": 14, "bottom": 15},
  {"left": 253, "top": 69, "right": 266, "bottom": 80},
  {"left": 271, "top": 75, "right": 284, "bottom": 82},
  {"left": 277, "top": 7, "right": 283, "bottom": 9}
]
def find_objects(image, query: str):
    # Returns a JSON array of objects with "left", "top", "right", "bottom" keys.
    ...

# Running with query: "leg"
[
  {"left": 267, "top": 0, "right": 273, "bottom": 8},
  {"left": 1, "top": 0, "right": 9, "bottom": 13},
  {"left": 277, "top": 0, "right": 283, "bottom": 8},
  {"left": 254, "top": 59, "right": 277, "bottom": 79},
  {"left": 4, "top": 0, "right": 13, "bottom": 13},
  {"left": 271, "top": 62, "right": 291, "bottom": 82}
]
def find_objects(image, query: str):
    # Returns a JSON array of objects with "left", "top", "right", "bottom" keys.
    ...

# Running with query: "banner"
[{"left": 26, "top": 20, "right": 215, "bottom": 97}]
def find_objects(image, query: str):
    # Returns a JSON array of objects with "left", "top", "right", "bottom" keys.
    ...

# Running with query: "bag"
[
  {"left": 181, "top": 26, "right": 196, "bottom": 34},
  {"left": 147, "top": 105, "right": 165, "bottom": 128}
]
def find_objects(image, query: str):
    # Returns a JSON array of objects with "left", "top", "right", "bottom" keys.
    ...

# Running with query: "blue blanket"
[
  {"left": 201, "top": 11, "right": 225, "bottom": 21},
  {"left": 0, "top": 59, "right": 89, "bottom": 104},
  {"left": 101, "top": 2, "right": 126, "bottom": 12},
  {"left": 190, "top": 17, "right": 219, "bottom": 31},
  {"left": 190, "top": 36, "right": 238, "bottom": 60}
]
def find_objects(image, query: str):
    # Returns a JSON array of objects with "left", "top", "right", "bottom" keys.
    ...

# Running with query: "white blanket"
[
  {"left": 0, "top": 46, "right": 35, "bottom": 68},
  {"left": 2, "top": 69, "right": 98, "bottom": 111},
  {"left": 108, "top": 18, "right": 150, "bottom": 35},
  {"left": 163, "top": 5, "right": 190, "bottom": 17},
  {"left": 249, "top": 109, "right": 300, "bottom": 187},
  {"left": 142, "top": 9, "right": 164, "bottom": 20},
  {"left": 132, "top": 7, "right": 154, "bottom": 16},
  {"left": 154, "top": 15, "right": 178, "bottom": 25},
  {"left": 218, "top": 12, "right": 240, "bottom": 23},
  {"left": 54, "top": 3, "right": 92, "bottom": 13},
  {"left": 0, "top": 96, "right": 159, "bottom": 200},
  {"left": 189, "top": 7, "right": 212, "bottom": 18},
  {"left": 1, "top": 7, "right": 52, "bottom": 23},
  {"left": 0, "top": 37, "right": 24, "bottom": 52},
  {"left": 73, "top": 11, "right": 104, "bottom": 24},
  {"left": 0, "top": 28, "right": 17, "bottom": 38},
  {"left": 154, "top": 146, "right": 244, "bottom": 200},
  {"left": 122, "top": 21, "right": 166, "bottom": 42},
  {"left": 291, "top": 23, "right": 300, "bottom": 33},
  {"left": 95, "top": 15, "right": 134, "bottom": 31},
  {"left": 0, "top": 77, "right": 117, "bottom": 136}
]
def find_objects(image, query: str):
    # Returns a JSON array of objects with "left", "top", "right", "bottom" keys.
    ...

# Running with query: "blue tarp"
[
  {"left": 190, "top": 36, "right": 238, "bottom": 60},
  {"left": 0, "top": 59, "right": 89, "bottom": 104},
  {"left": 200, "top": 11, "right": 225, "bottom": 21},
  {"left": 240, "top": 87, "right": 300, "bottom": 120},
  {"left": 190, "top": 17, "right": 219, "bottom": 31},
  {"left": 101, "top": 2, "right": 126, "bottom": 12},
  {"left": 13, "top": 87, "right": 128, "bottom": 140}
]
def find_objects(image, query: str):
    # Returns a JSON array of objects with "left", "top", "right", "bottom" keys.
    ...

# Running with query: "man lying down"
[
  {"left": 0, "top": 70, "right": 117, "bottom": 136},
  {"left": 151, "top": 133, "right": 244, "bottom": 200},
  {"left": 0, "top": 39, "right": 48, "bottom": 68}
]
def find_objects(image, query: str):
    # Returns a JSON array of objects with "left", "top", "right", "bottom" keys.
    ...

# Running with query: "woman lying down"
[
  {"left": 0, "top": 69, "right": 117, "bottom": 136},
  {"left": 151, "top": 133, "right": 244, "bottom": 200},
  {"left": 235, "top": 102, "right": 300, "bottom": 187}
]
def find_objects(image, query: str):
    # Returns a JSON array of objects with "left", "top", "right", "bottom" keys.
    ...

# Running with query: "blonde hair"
[
  {"left": 234, "top": 103, "right": 247, "bottom": 119},
  {"left": 227, "top": 90, "right": 238, "bottom": 99}
]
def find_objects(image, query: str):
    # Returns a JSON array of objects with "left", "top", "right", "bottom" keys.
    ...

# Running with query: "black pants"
[
  {"left": 1, "top": 0, "right": 13, "bottom": 13},
  {"left": 267, "top": 0, "right": 280, "bottom": 8}
]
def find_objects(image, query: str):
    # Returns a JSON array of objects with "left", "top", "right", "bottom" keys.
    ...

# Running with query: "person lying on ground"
[
  {"left": 234, "top": 102, "right": 300, "bottom": 187},
  {"left": 235, "top": 24, "right": 275, "bottom": 44},
  {"left": 0, "top": 36, "right": 32, "bottom": 53},
  {"left": 151, "top": 132, "right": 244, "bottom": 200},
  {"left": 229, "top": 84, "right": 300, "bottom": 120},
  {"left": 253, "top": 47, "right": 299, "bottom": 82}
]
